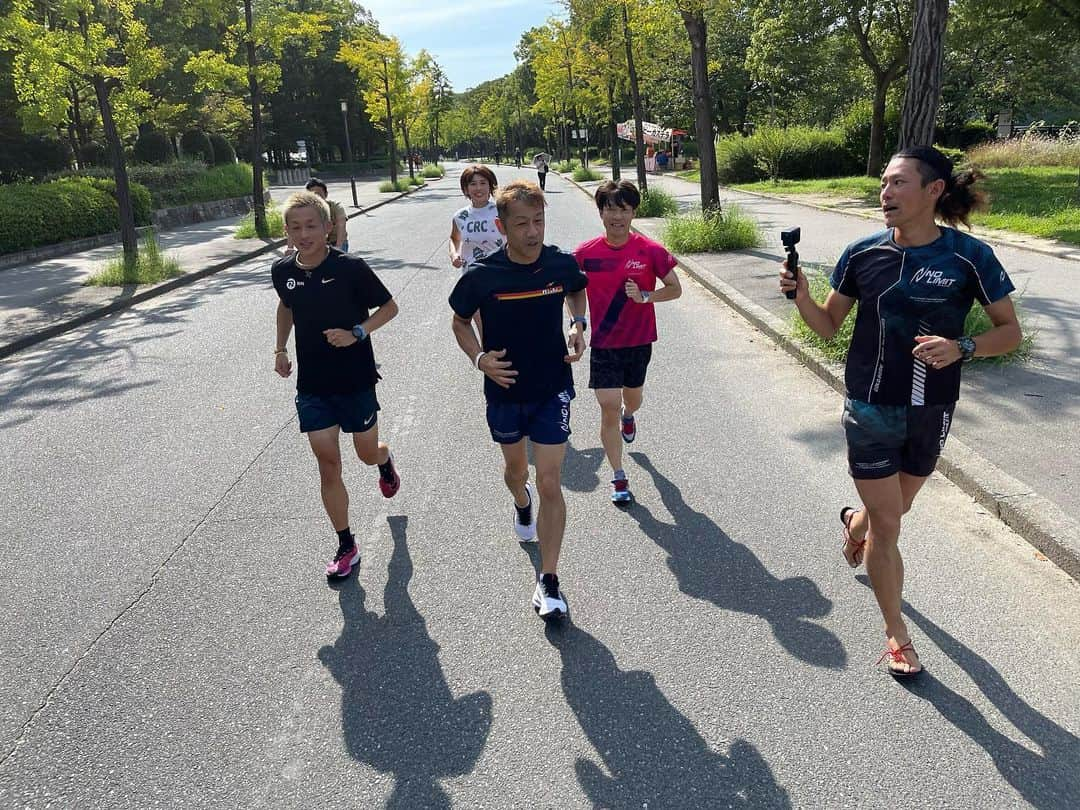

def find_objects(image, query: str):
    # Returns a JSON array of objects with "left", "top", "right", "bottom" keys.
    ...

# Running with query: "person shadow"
[
  {"left": 546, "top": 622, "right": 791, "bottom": 808},
  {"left": 562, "top": 441, "right": 605, "bottom": 493},
  {"left": 318, "top": 516, "right": 492, "bottom": 808},
  {"left": 626, "top": 451, "right": 847, "bottom": 669},
  {"left": 856, "top": 577, "right": 1080, "bottom": 808}
]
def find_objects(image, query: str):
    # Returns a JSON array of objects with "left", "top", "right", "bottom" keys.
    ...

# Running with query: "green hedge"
[
  {"left": 716, "top": 127, "right": 861, "bottom": 183},
  {"left": 0, "top": 176, "right": 152, "bottom": 254},
  {"left": 76, "top": 161, "right": 254, "bottom": 207},
  {"left": 133, "top": 129, "right": 175, "bottom": 165},
  {"left": 180, "top": 130, "right": 214, "bottom": 164},
  {"left": 208, "top": 133, "right": 236, "bottom": 165}
]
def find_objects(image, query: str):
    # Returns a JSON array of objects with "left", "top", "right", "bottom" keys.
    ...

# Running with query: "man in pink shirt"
[{"left": 574, "top": 180, "right": 682, "bottom": 503}]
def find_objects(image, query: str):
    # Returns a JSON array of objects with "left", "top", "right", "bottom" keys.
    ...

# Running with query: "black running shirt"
[
  {"left": 449, "top": 245, "right": 588, "bottom": 404},
  {"left": 831, "top": 228, "right": 1014, "bottom": 406},
  {"left": 272, "top": 250, "right": 392, "bottom": 395}
]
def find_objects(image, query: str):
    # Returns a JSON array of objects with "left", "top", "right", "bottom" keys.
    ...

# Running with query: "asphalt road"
[{"left": 1, "top": 164, "right": 1079, "bottom": 808}]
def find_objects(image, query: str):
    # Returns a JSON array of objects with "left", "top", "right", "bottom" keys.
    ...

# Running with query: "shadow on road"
[
  {"left": 546, "top": 621, "right": 791, "bottom": 808},
  {"left": 855, "top": 580, "right": 1080, "bottom": 808},
  {"left": 626, "top": 451, "right": 847, "bottom": 669},
  {"left": 562, "top": 440, "right": 605, "bottom": 492},
  {"left": 319, "top": 516, "right": 492, "bottom": 808}
]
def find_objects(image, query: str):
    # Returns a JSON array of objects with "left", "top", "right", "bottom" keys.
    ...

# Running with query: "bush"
[
  {"left": 833, "top": 99, "right": 900, "bottom": 171},
  {"left": 83, "top": 177, "right": 153, "bottom": 226},
  {"left": 234, "top": 204, "right": 285, "bottom": 239},
  {"left": 84, "top": 232, "right": 182, "bottom": 287},
  {"left": 555, "top": 159, "right": 581, "bottom": 172},
  {"left": 717, "top": 127, "right": 860, "bottom": 183},
  {"left": 79, "top": 141, "right": 108, "bottom": 167},
  {"left": 937, "top": 119, "right": 997, "bottom": 150},
  {"left": 407, "top": 175, "right": 424, "bottom": 186},
  {"left": 0, "top": 176, "right": 152, "bottom": 253},
  {"left": 932, "top": 145, "right": 965, "bottom": 165},
  {"left": 209, "top": 133, "right": 237, "bottom": 165},
  {"left": 572, "top": 165, "right": 603, "bottom": 182},
  {"left": 421, "top": 163, "right": 445, "bottom": 178},
  {"left": 637, "top": 188, "right": 679, "bottom": 218},
  {"left": 180, "top": 130, "right": 214, "bottom": 164},
  {"left": 0, "top": 135, "right": 73, "bottom": 182},
  {"left": 379, "top": 178, "right": 412, "bottom": 192},
  {"left": 966, "top": 131, "right": 1080, "bottom": 168},
  {"left": 661, "top": 205, "right": 762, "bottom": 253},
  {"left": 79, "top": 161, "right": 254, "bottom": 207},
  {"left": 133, "top": 129, "right": 176, "bottom": 165}
]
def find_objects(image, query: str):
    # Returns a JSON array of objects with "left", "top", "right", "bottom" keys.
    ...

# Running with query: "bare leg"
[
  {"left": 499, "top": 439, "right": 530, "bottom": 509},
  {"left": 351, "top": 421, "right": 390, "bottom": 466},
  {"left": 532, "top": 442, "right": 568, "bottom": 575},
  {"left": 595, "top": 388, "right": 624, "bottom": 474},
  {"left": 307, "top": 427, "right": 348, "bottom": 530},
  {"left": 855, "top": 472, "right": 929, "bottom": 673}
]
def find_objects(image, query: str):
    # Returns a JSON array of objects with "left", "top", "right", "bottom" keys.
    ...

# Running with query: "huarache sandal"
[
  {"left": 877, "top": 641, "right": 923, "bottom": 678},
  {"left": 840, "top": 506, "right": 866, "bottom": 568}
]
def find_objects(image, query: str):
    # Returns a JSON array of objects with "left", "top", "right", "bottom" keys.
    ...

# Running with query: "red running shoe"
[{"left": 378, "top": 454, "right": 400, "bottom": 498}]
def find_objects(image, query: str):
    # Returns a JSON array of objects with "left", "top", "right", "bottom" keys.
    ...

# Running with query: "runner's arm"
[
  {"left": 334, "top": 213, "right": 347, "bottom": 248},
  {"left": 913, "top": 295, "right": 1022, "bottom": 366},
  {"left": 565, "top": 289, "right": 587, "bottom": 361},
  {"left": 452, "top": 314, "right": 517, "bottom": 387},
  {"left": 362, "top": 298, "right": 399, "bottom": 335},
  {"left": 449, "top": 222, "right": 464, "bottom": 267},
  {"left": 626, "top": 268, "right": 681, "bottom": 303},
  {"left": 274, "top": 301, "right": 293, "bottom": 377},
  {"left": 780, "top": 258, "right": 854, "bottom": 339}
]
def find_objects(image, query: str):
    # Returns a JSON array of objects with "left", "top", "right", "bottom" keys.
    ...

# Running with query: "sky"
[{"left": 359, "top": 0, "right": 565, "bottom": 92}]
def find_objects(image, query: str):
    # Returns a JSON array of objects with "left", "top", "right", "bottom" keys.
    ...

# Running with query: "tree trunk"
[
  {"left": 93, "top": 75, "right": 138, "bottom": 263},
  {"left": 622, "top": 3, "right": 647, "bottom": 192},
  {"left": 382, "top": 57, "right": 397, "bottom": 184},
  {"left": 244, "top": 0, "right": 267, "bottom": 237},
  {"left": 898, "top": 0, "right": 949, "bottom": 149},
  {"left": 867, "top": 77, "right": 889, "bottom": 176},
  {"left": 402, "top": 123, "right": 414, "bottom": 179},
  {"left": 681, "top": 9, "right": 720, "bottom": 214},
  {"left": 607, "top": 78, "right": 620, "bottom": 181}
]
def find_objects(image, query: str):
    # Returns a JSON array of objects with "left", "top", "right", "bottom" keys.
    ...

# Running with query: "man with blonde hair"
[
  {"left": 272, "top": 191, "right": 401, "bottom": 583},
  {"left": 450, "top": 180, "right": 588, "bottom": 621}
]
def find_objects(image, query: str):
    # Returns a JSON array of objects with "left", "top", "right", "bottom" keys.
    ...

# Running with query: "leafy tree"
[
  {"left": 339, "top": 31, "right": 409, "bottom": 183},
  {"left": 1, "top": 0, "right": 165, "bottom": 262},
  {"left": 185, "top": 0, "right": 328, "bottom": 236}
]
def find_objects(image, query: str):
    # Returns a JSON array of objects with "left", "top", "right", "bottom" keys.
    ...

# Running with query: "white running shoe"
[
  {"left": 532, "top": 573, "right": 567, "bottom": 620},
  {"left": 513, "top": 482, "right": 537, "bottom": 542}
]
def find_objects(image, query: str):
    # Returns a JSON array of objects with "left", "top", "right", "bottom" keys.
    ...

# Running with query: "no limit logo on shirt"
[{"left": 494, "top": 283, "right": 565, "bottom": 301}]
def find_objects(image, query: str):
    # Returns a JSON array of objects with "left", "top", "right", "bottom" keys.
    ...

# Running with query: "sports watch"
[
  {"left": 957, "top": 335, "right": 976, "bottom": 363},
  {"left": 352, "top": 324, "right": 368, "bottom": 341},
  {"left": 640, "top": 290, "right": 652, "bottom": 303},
  {"left": 569, "top": 316, "right": 588, "bottom": 329}
]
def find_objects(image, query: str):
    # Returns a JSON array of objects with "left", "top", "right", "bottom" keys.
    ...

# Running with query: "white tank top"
[{"left": 453, "top": 201, "right": 505, "bottom": 267}]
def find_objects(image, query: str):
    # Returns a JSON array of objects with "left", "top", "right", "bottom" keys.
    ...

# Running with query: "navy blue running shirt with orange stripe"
[
  {"left": 831, "top": 227, "right": 1014, "bottom": 406},
  {"left": 449, "top": 246, "right": 588, "bottom": 404},
  {"left": 574, "top": 232, "right": 677, "bottom": 349}
]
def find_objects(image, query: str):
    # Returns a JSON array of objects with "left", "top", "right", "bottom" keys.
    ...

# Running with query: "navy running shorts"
[
  {"left": 842, "top": 397, "right": 955, "bottom": 480},
  {"left": 486, "top": 388, "right": 574, "bottom": 445},
  {"left": 589, "top": 344, "right": 653, "bottom": 390},
  {"left": 296, "top": 387, "right": 380, "bottom": 433}
]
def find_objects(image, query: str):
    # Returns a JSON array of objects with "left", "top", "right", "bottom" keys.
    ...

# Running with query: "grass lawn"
[{"left": 732, "top": 167, "right": 1080, "bottom": 245}]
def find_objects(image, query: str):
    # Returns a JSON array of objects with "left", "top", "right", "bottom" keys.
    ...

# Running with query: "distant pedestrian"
[
  {"left": 780, "top": 146, "right": 1021, "bottom": 677},
  {"left": 574, "top": 180, "right": 681, "bottom": 504},
  {"left": 449, "top": 180, "right": 588, "bottom": 621},
  {"left": 273, "top": 191, "right": 401, "bottom": 582},
  {"left": 495, "top": 149, "right": 501, "bottom": 165},
  {"left": 514, "top": 147, "right": 522, "bottom": 168},
  {"left": 534, "top": 153, "right": 550, "bottom": 191}
]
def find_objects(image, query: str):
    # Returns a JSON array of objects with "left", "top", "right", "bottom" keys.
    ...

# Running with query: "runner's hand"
[
  {"left": 913, "top": 335, "right": 961, "bottom": 369},
  {"left": 451, "top": 253, "right": 464, "bottom": 269},
  {"left": 625, "top": 279, "right": 644, "bottom": 303},
  {"left": 479, "top": 348, "right": 517, "bottom": 388},
  {"left": 566, "top": 327, "right": 586, "bottom": 362},
  {"left": 323, "top": 328, "right": 357, "bottom": 348},
  {"left": 274, "top": 352, "right": 292, "bottom": 378},
  {"left": 778, "top": 258, "right": 808, "bottom": 300}
]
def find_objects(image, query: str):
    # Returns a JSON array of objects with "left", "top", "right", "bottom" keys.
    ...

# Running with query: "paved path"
[{"left": 1, "top": 165, "right": 1078, "bottom": 808}]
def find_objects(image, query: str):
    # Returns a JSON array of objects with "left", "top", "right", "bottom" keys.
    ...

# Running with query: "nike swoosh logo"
[
  {"left": 363, "top": 413, "right": 376, "bottom": 427},
  {"left": 321, "top": 278, "right": 335, "bottom": 284}
]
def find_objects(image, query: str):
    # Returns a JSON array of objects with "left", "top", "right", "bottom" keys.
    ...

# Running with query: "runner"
[
  {"left": 779, "top": 146, "right": 1022, "bottom": 677},
  {"left": 449, "top": 179, "right": 588, "bottom": 621},
  {"left": 449, "top": 164, "right": 505, "bottom": 271},
  {"left": 272, "top": 190, "right": 401, "bottom": 582},
  {"left": 574, "top": 179, "right": 681, "bottom": 504}
]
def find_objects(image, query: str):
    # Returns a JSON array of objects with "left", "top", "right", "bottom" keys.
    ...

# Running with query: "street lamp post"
[{"left": 341, "top": 100, "right": 358, "bottom": 208}]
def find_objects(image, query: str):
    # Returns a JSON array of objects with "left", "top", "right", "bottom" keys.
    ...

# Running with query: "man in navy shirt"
[
  {"left": 450, "top": 180, "right": 588, "bottom": 620},
  {"left": 273, "top": 191, "right": 401, "bottom": 582},
  {"left": 780, "top": 147, "right": 1021, "bottom": 677}
]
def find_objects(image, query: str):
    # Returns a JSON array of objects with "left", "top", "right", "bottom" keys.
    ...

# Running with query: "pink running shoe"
[
  {"left": 326, "top": 544, "right": 360, "bottom": 579},
  {"left": 378, "top": 454, "right": 400, "bottom": 498}
]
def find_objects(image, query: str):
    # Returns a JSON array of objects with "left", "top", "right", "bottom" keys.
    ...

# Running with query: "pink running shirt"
[{"left": 574, "top": 232, "right": 677, "bottom": 349}]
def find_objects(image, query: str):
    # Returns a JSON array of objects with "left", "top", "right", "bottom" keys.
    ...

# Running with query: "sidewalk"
[
  {"left": 567, "top": 166, "right": 1080, "bottom": 578},
  {"left": 0, "top": 176, "right": 429, "bottom": 358}
]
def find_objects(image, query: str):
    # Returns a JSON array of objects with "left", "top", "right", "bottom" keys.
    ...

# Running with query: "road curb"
[
  {"left": 562, "top": 171, "right": 1080, "bottom": 582},
  {"left": 0, "top": 184, "right": 425, "bottom": 361}
]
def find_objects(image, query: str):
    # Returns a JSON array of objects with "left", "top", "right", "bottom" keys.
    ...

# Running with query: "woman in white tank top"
[{"left": 449, "top": 164, "right": 505, "bottom": 272}]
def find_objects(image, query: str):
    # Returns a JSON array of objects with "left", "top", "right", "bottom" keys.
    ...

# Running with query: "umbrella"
[{"left": 532, "top": 153, "right": 550, "bottom": 169}]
